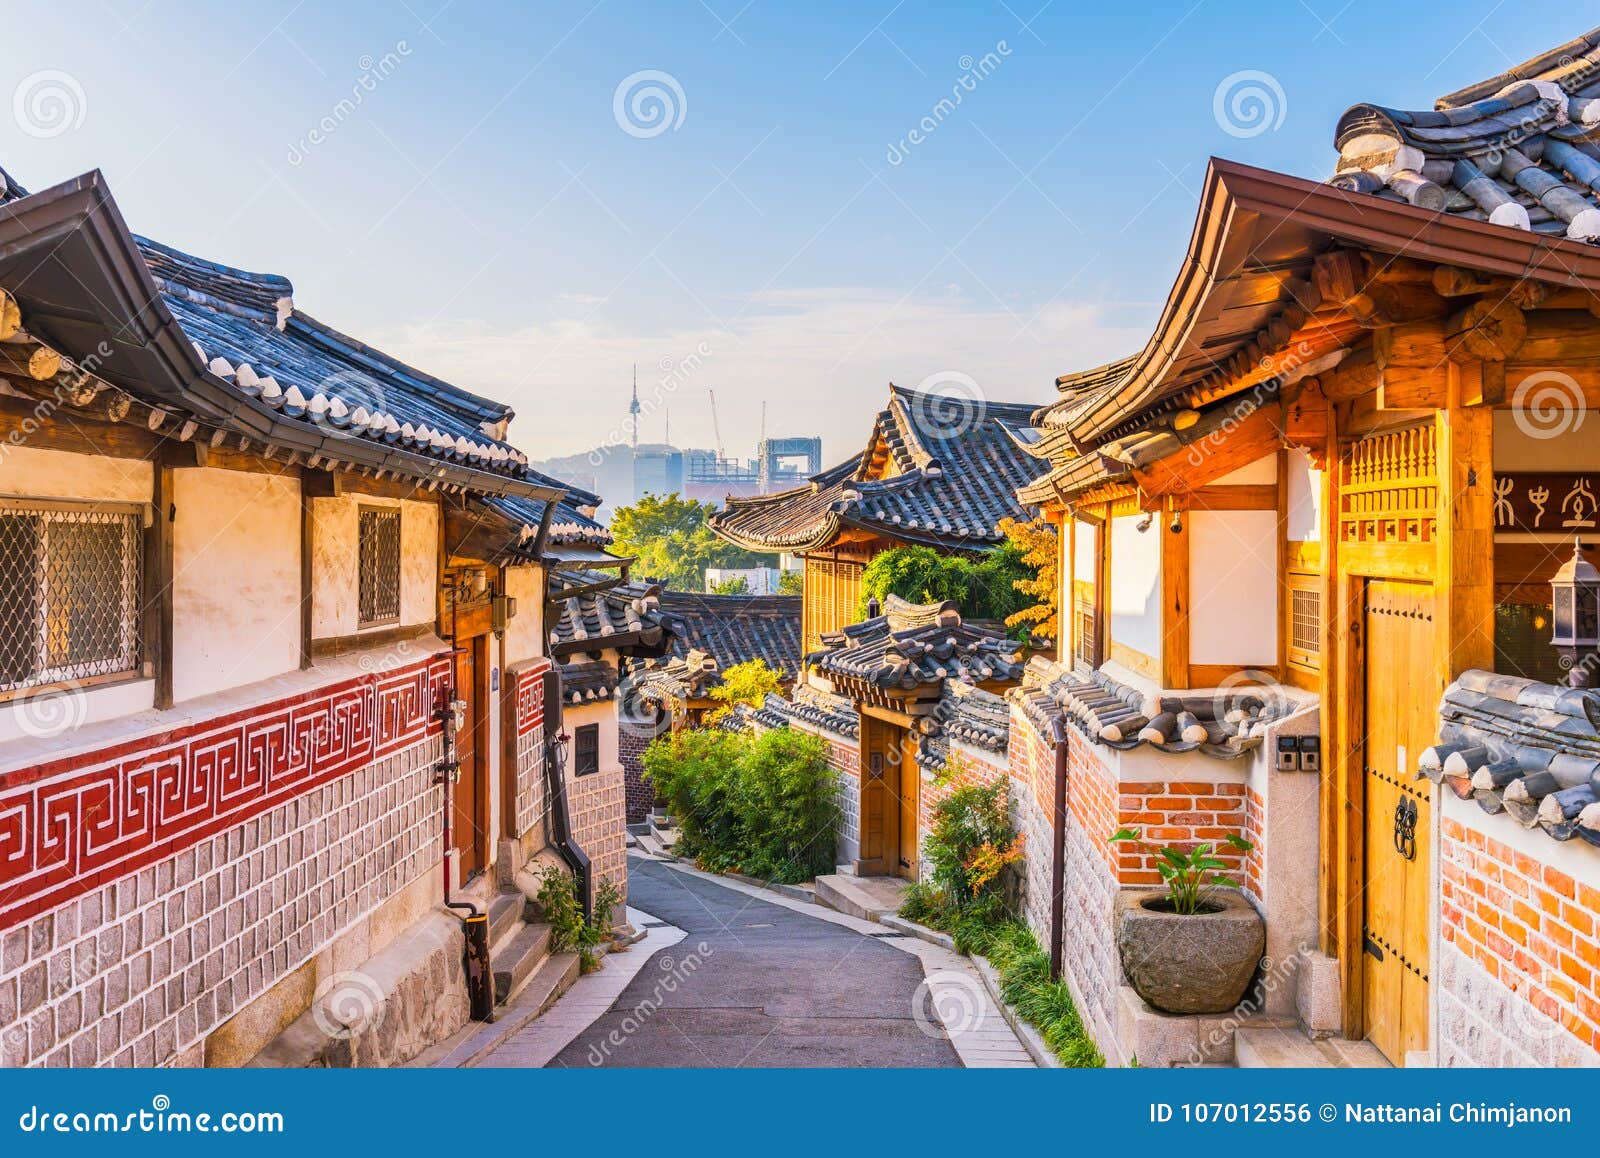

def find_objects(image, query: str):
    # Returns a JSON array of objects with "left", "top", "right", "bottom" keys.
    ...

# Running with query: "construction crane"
[{"left": 707, "top": 388, "right": 726, "bottom": 460}]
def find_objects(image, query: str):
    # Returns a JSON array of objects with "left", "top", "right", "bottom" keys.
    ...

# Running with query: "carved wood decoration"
[{"left": 1338, "top": 425, "right": 1438, "bottom": 546}]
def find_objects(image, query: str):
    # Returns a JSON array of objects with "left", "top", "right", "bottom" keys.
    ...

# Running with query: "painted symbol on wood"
[{"left": 1492, "top": 473, "right": 1600, "bottom": 533}]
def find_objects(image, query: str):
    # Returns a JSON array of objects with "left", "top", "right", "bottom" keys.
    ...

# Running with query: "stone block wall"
[
  {"left": 569, "top": 761, "right": 628, "bottom": 910},
  {"left": 0, "top": 653, "right": 452, "bottom": 1067},
  {"left": 1438, "top": 811, "right": 1600, "bottom": 1065},
  {"left": 621, "top": 718, "right": 664, "bottom": 825}
]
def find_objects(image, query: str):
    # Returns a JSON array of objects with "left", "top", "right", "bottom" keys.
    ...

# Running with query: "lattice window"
[
  {"left": 357, "top": 507, "right": 401, "bottom": 627},
  {"left": 1288, "top": 578, "right": 1321, "bottom": 671},
  {"left": 1074, "top": 600, "right": 1098, "bottom": 670},
  {"left": 574, "top": 723, "right": 599, "bottom": 776},
  {"left": 1338, "top": 425, "right": 1438, "bottom": 545},
  {"left": 0, "top": 499, "right": 142, "bottom": 695}
]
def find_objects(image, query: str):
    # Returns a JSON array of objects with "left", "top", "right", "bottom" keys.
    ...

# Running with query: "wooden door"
[
  {"left": 897, "top": 732, "right": 920, "bottom": 879},
  {"left": 1360, "top": 579, "right": 1435, "bottom": 1064},
  {"left": 452, "top": 636, "right": 490, "bottom": 879},
  {"left": 858, "top": 716, "right": 901, "bottom": 876}
]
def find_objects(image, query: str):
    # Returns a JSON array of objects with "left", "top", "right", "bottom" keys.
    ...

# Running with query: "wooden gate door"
[
  {"left": 859, "top": 716, "right": 901, "bottom": 876},
  {"left": 897, "top": 731, "right": 920, "bottom": 879},
  {"left": 1361, "top": 579, "right": 1435, "bottom": 1064},
  {"left": 452, "top": 636, "right": 490, "bottom": 879}
]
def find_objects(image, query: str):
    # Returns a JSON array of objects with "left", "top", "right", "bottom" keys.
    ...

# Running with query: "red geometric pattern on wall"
[
  {"left": 0, "top": 654, "right": 450, "bottom": 928},
  {"left": 515, "top": 659, "right": 550, "bottom": 738}
]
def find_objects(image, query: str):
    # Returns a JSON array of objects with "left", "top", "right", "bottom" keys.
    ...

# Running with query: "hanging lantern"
[{"left": 1550, "top": 538, "right": 1600, "bottom": 688}]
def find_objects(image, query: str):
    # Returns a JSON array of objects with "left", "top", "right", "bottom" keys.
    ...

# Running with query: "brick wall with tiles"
[
  {"left": 1438, "top": 813, "right": 1600, "bottom": 1065},
  {"left": 621, "top": 720, "right": 664, "bottom": 825},
  {"left": 0, "top": 654, "right": 451, "bottom": 1067}
]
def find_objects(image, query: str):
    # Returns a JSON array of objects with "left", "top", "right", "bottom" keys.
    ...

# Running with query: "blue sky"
[{"left": 2, "top": 1, "right": 1587, "bottom": 466}]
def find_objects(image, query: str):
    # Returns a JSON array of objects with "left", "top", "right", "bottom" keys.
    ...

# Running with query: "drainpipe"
[
  {"left": 434, "top": 682, "right": 494, "bottom": 1021},
  {"left": 540, "top": 666, "right": 593, "bottom": 921},
  {"left": 1048, "top": 717, "right": 1069, "bottom": 983}
]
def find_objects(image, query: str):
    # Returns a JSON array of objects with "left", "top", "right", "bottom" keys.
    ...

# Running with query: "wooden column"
[
  {"left": 1161, "top": 501, "right": 1190, "bottom": 689},
  {"left": 300, "top": 487, "right": 314, "bottom": 670},
  {"left": 145, "top": 463, "right": 175, "bottom": 710},
  {"left": 1435, "top": 364, "right": 1495, "bottom": 686},
  {"left": 1062, "top": 519, "right": 1075, "bottom": 665}
]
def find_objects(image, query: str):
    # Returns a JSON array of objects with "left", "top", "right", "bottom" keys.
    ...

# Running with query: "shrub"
[
  {"left": 643, "top": 726, "right": 839, "bottom": 884},
  {"left": 534, "top": 867, "right": 622, "bottom": 973},
  {"left": 735, "top": 728, "right": 838, "bottom": 882},
  {"left": 642, "top": 729, "right": 747, "bottom": 871},
  {"left": 924, "top": 763, "right": 1025, "bottom": 909},
  {"left": 860, "top": 543, "right": 1035, "bottom": 633}
]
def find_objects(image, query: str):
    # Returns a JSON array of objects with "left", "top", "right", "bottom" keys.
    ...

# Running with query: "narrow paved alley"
[{"left": 485, "top": 858, "right": 969, "bottom": 1068}]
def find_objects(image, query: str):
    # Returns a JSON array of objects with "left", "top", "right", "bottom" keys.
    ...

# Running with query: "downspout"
[
  {"left": 434, "top": 682, "right": 493, "bottom": 1021},
  {"left": 540, "top": 665, "right": 593, "bottom": 921},
  {"left": 1048, "top": 717, "right": 1069, "bottom": 983}
]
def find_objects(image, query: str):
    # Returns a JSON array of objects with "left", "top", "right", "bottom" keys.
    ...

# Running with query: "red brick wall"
[
  {"left": 1109, "top": 781, "right": 1248, "bottom": 888},
  {"left": 621, "top": 720, "right": 664, "bottom": 825},
  {"left": 1441, "top": 816, "right": 1600, "bottom": 1053}
]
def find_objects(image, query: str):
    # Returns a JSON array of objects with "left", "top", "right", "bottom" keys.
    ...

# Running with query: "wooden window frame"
[
  {"left": 357, "top": 505, "right": 402, "bottom": 629},
  {"left": 1286, "top": 571, "right": 1322, "bottom": 673},
  {"left": 0, "top": 496, "right": 147, "bottom": 703},
  {"left": 573, "top": 722, "right": 600, "bottom": 777}
]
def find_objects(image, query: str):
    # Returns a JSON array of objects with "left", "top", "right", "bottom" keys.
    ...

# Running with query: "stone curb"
[
  {"left": 878, "top": 914, "right": 956, "bottom": 950},
  {"left": 973, "top": 956, "right": 1062, "bottom": 1069},
  {"left": 725, "top": 872, "right": 817, "bottom": 903}
]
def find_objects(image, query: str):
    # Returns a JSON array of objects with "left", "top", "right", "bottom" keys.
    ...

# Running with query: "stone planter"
[{"left": 1116, "top": 890, "right": 1265, "bottom": 1015}]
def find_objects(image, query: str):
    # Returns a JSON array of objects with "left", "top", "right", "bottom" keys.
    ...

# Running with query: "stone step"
[
  {"left": 492, "top": 922, "right": 553, "bottom": 1005},
  {"left": 1234, "top": 1026, "right": 1391, "bottom": 1069},
  {"left": 813, "top": 874, "right": 909, "bottom": 923},
  {"left": 626, "top": 821, "right": 652, "bottom": 837},
  {"left": 487, "top": 891, "right": 527, "bottom": 950}
]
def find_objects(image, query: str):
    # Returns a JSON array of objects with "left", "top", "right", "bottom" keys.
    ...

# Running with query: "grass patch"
[{"left": 900, "top": 884, "right": 1103, "bottom": 1068}]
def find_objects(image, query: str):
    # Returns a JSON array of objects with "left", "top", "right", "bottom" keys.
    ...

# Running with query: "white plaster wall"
[
  {"left": 1108, "top": 514, "right": 1161, "bottom": 663},
  {"left": 172, "top": 468, "right": 300, "bottom": 704},
  {"left": 502, "top": 563, "right": 546, "bottom": 666},
  {"left": 1493, "top": 412, "right": 1596, "bottom": 473},
  {"left": 1284, "top": 448, "right": 1322, "bottom": 543},
  {"left": 1189, "top": 509, "right": 1279, "bottom": 667},
  {"left": 1214, "top": 453, "right": 1278, "bottom": 487},
  {"left": 0, "top": 444, "right": 153, "bottom": 503},
  {"left": 0, "top": 678, "right": 154, "bottom": 748},
  {"left": 564, "top": 699, "right": 621, "bottom": 774},
  {"left": 311, "top": 495, "right": 438, "bottom": 638}
]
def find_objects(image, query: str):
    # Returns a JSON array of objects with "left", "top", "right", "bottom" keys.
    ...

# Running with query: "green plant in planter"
[{"left": 1108, "top": 827, "right": 1253, "bottom": 915}]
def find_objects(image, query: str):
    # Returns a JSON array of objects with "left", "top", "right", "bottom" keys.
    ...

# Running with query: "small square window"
[
  {"left": 573, "top": 723, "right": 600, "bottom": 777},
  {"left": 358, "top": 507, "right": 401, "bottom": 627}
]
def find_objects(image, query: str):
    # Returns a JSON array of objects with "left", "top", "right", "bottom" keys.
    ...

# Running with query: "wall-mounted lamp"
[
  {"left": 1135, "top": 513, "right": 1153, "bottom": 533},
  {"left": 1169, "top": 509, "right": 1183, "bottom": 534}
]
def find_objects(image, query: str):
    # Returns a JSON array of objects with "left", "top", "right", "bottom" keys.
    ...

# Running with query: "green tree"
[
  {"left": 707, "top": 658, "right": 784, "bottom": 723},
  {"left": 995, "top": 516, "right": 1058, "bottom": 642},
  {"left": 859, "top": 543, "right": 1032, "bottom": 630},
  {"left": 609, "top": 493, "right": 772, "bottom": 592},
  {"left": 777, "top": 570, "right": 803, "bottom": 595},
  {"left": 710, "top": 574, "right": 751, "bottom": 595}
]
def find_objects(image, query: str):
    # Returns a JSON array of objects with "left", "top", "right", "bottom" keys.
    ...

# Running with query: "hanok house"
[
  {"left": 736, "top": 596, "right": 1024, "bottom": 880},
  {"left": 0, "top": 165, "right": 628, "bottom": 1068},
  {"left": 1009, "top": 25, "right": 1600, "bottom": 1068},
  {"left": 628, "top": 590, "right": 802, "bottom": 822},
  {"left": 709, "top": 383, "right": 1042, "bottom": 656}
]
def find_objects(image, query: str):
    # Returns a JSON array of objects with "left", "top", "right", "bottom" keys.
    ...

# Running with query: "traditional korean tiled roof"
[
  {"left": 807, "top": 595, "right": 1024, "bottom": 691},
  {"left": 916, "top": 681, "right": 1011, "bottom": 773},
  {"left": 655, "top": 592, "right": 802, "bottom": 681},
  {"left": 1007, "top": 657, "right": 1298, "bottom": 760},
  {"left": 711, "top": 385, "right": 1039, "bottom": 553},
  {"left": 1331, "top": 27, "right": 1600, "bottom": 239},
  {"left": 0, "top": 165, "right": 564, "bottom": 500},
  {"left": 482, "top": 493, "right": 612, "bottom": 553},
  {"left": 557, "top": 660, "right": 620, "bottom": 704},
  {"left": 548, "top": 575, "right": 669, "bottom": 658},
  {"left": 1423, "top": 670, "right": 1600, "bottom": 846},
  {"left": 735, "top": 685, "right": 860, "bottom": 740}
]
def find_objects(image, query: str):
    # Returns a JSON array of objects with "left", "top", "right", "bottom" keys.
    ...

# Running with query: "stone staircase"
[
  {"left": 1232, "top": 1025, "right": 1389, "bottom": 1068},
  {"left": 630, "top": 810, "right": 680, "bottom": 860},
  {"left": 812, "top": 869, "right": 910, "bottom": 923},
  {"left": 486, "top": 889, "right": 554, "bottom": 1005}
]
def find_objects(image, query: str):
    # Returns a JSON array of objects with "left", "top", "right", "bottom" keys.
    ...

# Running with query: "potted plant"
[{"left": 1107, "top": 827, "right": 1264, "bottom": 1015}]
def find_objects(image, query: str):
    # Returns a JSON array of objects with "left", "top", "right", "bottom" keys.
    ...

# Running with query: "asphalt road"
[{"left": 546, "top": 857, "right": 962, "bottom": 1067}]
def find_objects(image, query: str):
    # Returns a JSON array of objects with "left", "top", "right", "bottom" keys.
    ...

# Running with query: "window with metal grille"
[
  {"left": 573, "top": 723, "right": 599, "bottom": 776},
  {"left": 1288, "top": 579, "right": 1321, "bottom": 671},
  {"left": 357, "top": 507, "right": 402, "bottom": 627},
  {"left": 0, "top": 499, "right": 143, "bottom": 695}
]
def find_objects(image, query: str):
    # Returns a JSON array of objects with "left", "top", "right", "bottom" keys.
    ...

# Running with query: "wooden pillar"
[
  {"left": 145, "top": 463, "right": 175, "bottom": 710},
  {"left": 1161, "top": 500, "right": 1190, "bottom": 689},
  {"left": 1434, "top": 364, "right": 1495, "bottom": 684},
  {"left": 1062, "top": 518, "right": 1075, "bottom": 665},
  {"left": 300, "top": 487, "right": 314, "bottom": 671}
]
